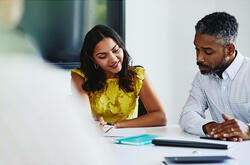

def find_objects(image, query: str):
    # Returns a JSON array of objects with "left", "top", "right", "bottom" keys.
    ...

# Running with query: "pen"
[{"left": 104, "top": 126, "right": 114, "bottom": 134}]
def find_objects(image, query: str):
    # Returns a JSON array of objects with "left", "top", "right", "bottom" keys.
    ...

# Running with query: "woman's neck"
[{"left": 105, "top": 72, "right": 118, "bottom": 79}]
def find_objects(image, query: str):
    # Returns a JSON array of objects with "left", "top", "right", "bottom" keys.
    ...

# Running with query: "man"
[
  {"left": 0, "top": 0, "right": 114, "bottom": 164},
  {"left": 180, "top": 12, "right": 250, "bottom": 141}
]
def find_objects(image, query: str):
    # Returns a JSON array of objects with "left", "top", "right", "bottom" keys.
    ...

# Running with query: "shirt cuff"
[{"left": 195, "top": 119, "right": 214, "bottom": 136}]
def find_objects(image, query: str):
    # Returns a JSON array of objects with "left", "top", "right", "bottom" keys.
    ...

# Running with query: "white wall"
[{"left": 126, "top": 0, "right": 250, "bottom": 124}]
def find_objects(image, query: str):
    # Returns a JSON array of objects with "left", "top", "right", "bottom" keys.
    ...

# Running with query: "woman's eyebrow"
[
  {"left": 96, "top": 52, "right": 106, "bottom": 56},
  {"left": 96, "top": 44, "right": 118, "bottom": 56},
  {"left": 111, "top": 44, "right": 118, "bottom": 51}
]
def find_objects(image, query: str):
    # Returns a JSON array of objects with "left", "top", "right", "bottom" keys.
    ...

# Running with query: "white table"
[{"left": 105, "top": 125, "right": 250, "bottom": 165}]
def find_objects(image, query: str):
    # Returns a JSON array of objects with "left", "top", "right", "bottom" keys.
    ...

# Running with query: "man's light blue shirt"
[{"left": 180, "top": 51, "right": 250, "bottom": 136}]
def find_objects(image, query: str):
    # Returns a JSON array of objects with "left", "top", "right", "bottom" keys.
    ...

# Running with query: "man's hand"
[
  {"left": 209, "top": 114, "right": 250, "bottom": 141},
  {"left": 203, "top": 122, "right": 227, "bottom": 141}
]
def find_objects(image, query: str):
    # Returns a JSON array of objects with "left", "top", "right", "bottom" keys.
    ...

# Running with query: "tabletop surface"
[{"left": 104, "top": 125, "right": 250, "bottom": 165}]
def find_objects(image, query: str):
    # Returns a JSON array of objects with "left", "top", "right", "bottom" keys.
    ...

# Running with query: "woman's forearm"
[{"left": 115, "top": 111, "right": 167, "bottom": 128}]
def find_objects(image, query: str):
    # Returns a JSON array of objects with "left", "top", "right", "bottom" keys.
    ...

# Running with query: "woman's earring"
[{"left": 94, "top": 63, "right": 99, "bottom": 70}]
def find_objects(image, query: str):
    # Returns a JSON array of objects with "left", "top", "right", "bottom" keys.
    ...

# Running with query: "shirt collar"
[{"left": 223, "top": 50, "right": 244, "bottom": 80}]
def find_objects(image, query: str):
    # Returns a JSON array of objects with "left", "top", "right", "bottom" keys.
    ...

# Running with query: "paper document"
[{"left": 104, "top": 128, "right": 147, "bottom": 138}]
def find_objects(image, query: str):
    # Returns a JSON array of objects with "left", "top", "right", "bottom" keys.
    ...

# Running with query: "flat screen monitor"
[{"left": 19, "top": 0, "right": 125, "bottom": 69}]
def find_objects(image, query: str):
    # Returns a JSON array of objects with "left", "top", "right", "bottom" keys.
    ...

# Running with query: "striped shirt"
[{"left": 180, "top": 51, "right": 250, "bottom": 136}]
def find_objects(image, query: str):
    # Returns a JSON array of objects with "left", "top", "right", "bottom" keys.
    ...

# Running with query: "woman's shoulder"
[
  {"left": 71, "top": 69, "right": 88, "bottom": 82},
  {"left": 131, "top": 65, "right": 145, "bottom": 80},
  {"left": 71, "top": 69, "right": 86, "bottom": 78}
]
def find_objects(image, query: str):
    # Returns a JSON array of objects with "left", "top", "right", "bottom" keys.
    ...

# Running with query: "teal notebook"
[{"left": 115, "top": 134, "right": 159, "bottom": 146}]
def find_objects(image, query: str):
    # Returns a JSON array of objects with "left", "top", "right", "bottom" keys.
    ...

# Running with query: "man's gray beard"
[{"left": 200, "top": 58, "right": 227, "bottom": 75}]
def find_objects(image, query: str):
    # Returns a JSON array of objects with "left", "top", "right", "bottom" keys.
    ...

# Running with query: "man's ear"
[{"left": 226, "top": 44, "right": 236, "bottom": 57}]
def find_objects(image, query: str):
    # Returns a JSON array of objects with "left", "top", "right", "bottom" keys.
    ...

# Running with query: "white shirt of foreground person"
[
  {"left": 180, "top": 51, "right": 250, "bottom": 136},
  {"left": 0, "top": 55, "right": 115, "bottom": 165}
]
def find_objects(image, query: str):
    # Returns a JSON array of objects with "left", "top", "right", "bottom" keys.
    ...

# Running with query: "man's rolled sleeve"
[
  {"left": 180, "top": 106, "right": 214, "bottom": 136},
  {"left": 179, "top": 73, "right": 213, "bottom": 136}
]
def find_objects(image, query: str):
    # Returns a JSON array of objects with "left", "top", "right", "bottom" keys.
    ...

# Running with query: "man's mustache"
[{"left": 196, "top": 62, "right": 210, "bottom": 68}]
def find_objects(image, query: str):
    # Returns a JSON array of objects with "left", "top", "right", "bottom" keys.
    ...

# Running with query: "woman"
[{"left": 71, "top": 25, "right": 167, "bottom": 128}]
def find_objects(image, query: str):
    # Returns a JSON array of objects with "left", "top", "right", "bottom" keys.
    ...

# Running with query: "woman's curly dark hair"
[{"left": 80, "top": 25, "right": 136, "bottom": 92}]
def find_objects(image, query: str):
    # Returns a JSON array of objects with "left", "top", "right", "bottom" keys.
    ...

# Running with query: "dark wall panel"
[{"left": 19, "top": 0, "right": 125, "bottom": 69}]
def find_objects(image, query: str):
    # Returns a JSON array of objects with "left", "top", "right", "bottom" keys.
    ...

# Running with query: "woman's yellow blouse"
[{"left": 71, "top": 67, "right": 145, "bottom": 123}]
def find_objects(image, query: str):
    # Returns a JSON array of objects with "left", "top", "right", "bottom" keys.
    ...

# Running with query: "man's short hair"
[{"left": 195, "top": 12, "right": 238, "bottom": 46}]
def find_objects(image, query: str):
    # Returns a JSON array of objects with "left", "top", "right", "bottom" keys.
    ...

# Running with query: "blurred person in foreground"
[
  {"left": 0, "top": 0, "right": 114, "bottom": 165},
  {"left": 180, "top": 12, "right": 250, "bottom": 141}
]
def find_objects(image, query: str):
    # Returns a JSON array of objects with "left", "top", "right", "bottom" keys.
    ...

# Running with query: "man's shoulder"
[
  {"left": 238, "top": 51, "right": 250, "bottom": 64},
  {"left": 239, "top": 54, "right": 250, "bottom": 73},
  {"left": 243, "top": 55, "right": 250, "bottom": 65}
]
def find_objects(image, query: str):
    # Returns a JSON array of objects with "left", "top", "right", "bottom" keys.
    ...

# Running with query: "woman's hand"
[{"left": 96, "top": 115, "right": 105, "bottom": 127}]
